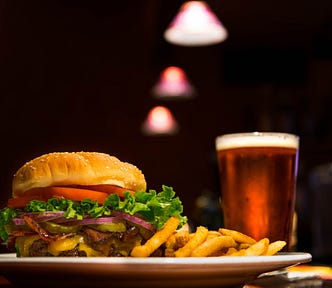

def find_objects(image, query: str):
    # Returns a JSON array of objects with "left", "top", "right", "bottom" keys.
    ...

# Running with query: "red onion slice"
[
  {"left": 17, "top": 211, "right": 65, "bottom": 219},
  {"left": 65, "top": 216, "right": 122, "bottom": 226},
  {"left": 11, "top": 218, "right": 26, "bottom": 225},
  {"left": 111, "top": 211, "right": 156, "bottom": 232},
  {"left": 12, "top": 211, "right": 66, "bottom": 225},
  {"left": 11, "top": 211, "right": 155, "bottom": 232}
]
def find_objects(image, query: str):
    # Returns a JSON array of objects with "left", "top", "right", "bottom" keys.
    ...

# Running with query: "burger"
[{"left": 0, "top": 152, "right": 187, "bottom": 257}]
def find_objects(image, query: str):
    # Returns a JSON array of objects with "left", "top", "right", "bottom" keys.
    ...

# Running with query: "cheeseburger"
[{"left": 0, "top": 152, "right": 187, "bottom": 257}]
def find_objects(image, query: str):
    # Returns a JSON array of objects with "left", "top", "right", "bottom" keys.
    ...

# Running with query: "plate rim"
[
  {"left": 0, "top": 251, "right": 312, "bottom": 265},
  {"left": 0, "top": 252, "right": 312, "bottom": 288}
]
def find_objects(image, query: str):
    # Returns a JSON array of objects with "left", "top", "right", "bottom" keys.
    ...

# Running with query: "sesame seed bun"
[{"left": 12, "top": 152, "right": 146, "bottom": 197}]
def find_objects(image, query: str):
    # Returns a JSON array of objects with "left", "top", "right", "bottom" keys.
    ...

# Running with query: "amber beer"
[{"left": 216, "top": 132, "right": 299, "bottom": 250}]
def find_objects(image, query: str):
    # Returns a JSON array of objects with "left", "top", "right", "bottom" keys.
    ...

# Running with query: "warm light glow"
[
  {"left": 141, "top": 106, "right": 179, "bottom": 136},
  {"left": 164, "top": 1, "right": 228, "bottom": 46},
  {"left": 152, "top": 66, "right": 195, "bottom": 99},
  {"left": 288, "top": 265, "right": 332, "bottom": 280},
  {"left": 164, "top": 66, "right": 185, "bottom": 82}
]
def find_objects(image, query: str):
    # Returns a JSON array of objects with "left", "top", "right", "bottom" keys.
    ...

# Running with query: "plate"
[{"left": 0, "top": 252, "right": 311, "bottom": 288}]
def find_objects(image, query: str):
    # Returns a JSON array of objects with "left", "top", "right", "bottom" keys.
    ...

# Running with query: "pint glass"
[{"left": 215, "top": 132, "right": 299, "bottom": 250}]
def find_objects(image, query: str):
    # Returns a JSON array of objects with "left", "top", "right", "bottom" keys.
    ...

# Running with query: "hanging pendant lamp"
[
  {"left": 141, "top": 106, "right": 179, "bottom": 136},
  {"left": 152, "top": 66, "right": 195, "bottom": 100},
  {"left": 164, "top": 1, "right": 228, "bottom": 46}
]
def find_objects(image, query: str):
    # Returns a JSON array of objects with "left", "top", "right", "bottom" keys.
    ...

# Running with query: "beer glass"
[{"left": 215, "top": 132, "right": 299, "bottom": 251}]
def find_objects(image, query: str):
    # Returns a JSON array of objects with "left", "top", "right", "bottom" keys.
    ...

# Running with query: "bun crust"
[{"left": 12, "top": 152, "right": 146, "bottom": 197}]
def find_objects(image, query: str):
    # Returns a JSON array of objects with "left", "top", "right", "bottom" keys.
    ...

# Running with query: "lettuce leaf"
[
  {"left": 0, "top": 185, "right": 187, "bottom": 242},
  {"left": 0, "top": 207, "right": 20, "bottom": 242},
  {"left": 104, "top": 185, "right": 187, "bottom": 230}
]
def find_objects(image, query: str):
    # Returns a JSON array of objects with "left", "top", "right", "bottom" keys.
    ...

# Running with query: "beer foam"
[{"left": 216, "top": 132, "right": 299, "bottom": 150}]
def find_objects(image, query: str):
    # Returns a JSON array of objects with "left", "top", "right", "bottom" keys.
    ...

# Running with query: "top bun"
[{"left": 12, "top": 152, "right": 147, "bottom": 197}]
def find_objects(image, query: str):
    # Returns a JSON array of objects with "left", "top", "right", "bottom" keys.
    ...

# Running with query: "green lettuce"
[
  {"left": 104, "top": 185, "right": 187, "bottom": 229},
  {"left": 0, "top": 207, "right": 20, "bottom": 242},
  {"left": 0, "top": 185, "right": 187, "bottom": 242}
]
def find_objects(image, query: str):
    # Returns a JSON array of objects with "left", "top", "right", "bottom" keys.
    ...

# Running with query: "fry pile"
[{"left": 131, "top": 217, "right": 286, "bottom": 257}]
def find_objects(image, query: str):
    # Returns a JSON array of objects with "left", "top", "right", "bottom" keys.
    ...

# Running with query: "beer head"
[{"left": 216, "top": 132, "right": 299, "bottom": 151}]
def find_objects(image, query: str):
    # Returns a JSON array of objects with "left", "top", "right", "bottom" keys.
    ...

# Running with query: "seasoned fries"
[
  {"left": 131, "top": 218, "right": 287, "bottom": 257},
  {"left": 131, "top": 216, "right": 180, "bottom": 257},
  {"left": 219, "top": 228, "right": 256, "bottom": 245},
  {"left": 242, "top": 238, "right": 269, "bottom": 256},
  {"left": 174, "top": 226, "right": 209, "bottom": 257},
  {"left": 191, "top": 236, "right": 236, "bottom": 257},
  {"left": 264, "top": 240, "right": 287, "bottom": 256}
]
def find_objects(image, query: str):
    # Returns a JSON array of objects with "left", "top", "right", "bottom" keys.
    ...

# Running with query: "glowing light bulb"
[
  {"left": 152, "top": 66, "right": 195, "bottom": 99},
  {"left": 164, "top": 1, "right": 228, "bottom": 46},
  {"left": 164, "top": 66, "right": 184, "bottom": 82},
  {"left": 141, "top": 106, "right": 179, "bottom": 136}
]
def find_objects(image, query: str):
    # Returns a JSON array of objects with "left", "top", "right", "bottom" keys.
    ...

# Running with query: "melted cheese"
[
  {"left": 78, "top": 243, "right": 103, "bottom": 256},
  {"left": 48, "top": 235, "right": 83, "bottom": 256},
  {"left": 47, "top": 235, "right": 103, "bottom": 256},
  {"left": 16, "top": 235, "right": 41, "bottom": 257}
]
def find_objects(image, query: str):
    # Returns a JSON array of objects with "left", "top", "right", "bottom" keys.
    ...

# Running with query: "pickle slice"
[
  {"left": 41, "top": 222, "right": 81, "bottom": 234},
  {"left": 90, "top": 221, "right": 126, "bottom": 233}
]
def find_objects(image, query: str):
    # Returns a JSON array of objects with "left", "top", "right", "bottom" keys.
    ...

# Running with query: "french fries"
[
  {"left": 219, "top": 228, "right": 256, "bottom": 245},
  {"left": 191, "top": 236, "right": 236, "bottom": 257},
  {"left": 264, "top": 240, "right": 287, "bottom": 256},
  {"left": 241, "top": 238, "right": 269, "bottom": 256},
  {"left": 130, "top": 216, "right": 180, "bottom": 257},
  {"left": 174, "top": 226, "right": 209, "bottom": 257},
  {"left": 131, "top": 218, "right": 287, "bottom": 258}
]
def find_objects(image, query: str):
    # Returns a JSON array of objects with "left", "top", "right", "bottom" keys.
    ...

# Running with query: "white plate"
[{"left": 0, "top": 252, "right": 311, "bottom": 287}]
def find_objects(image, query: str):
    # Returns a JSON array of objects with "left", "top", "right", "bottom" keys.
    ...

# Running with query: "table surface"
[{"left": 1, "top": 273, "right": 331, "bottom": 288}]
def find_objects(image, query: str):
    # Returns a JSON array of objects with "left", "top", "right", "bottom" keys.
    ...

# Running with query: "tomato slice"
[
  {"left": 7, "top": 186, "right": 109, "bottom": 209},
  {"left": 7, "top": 195, "right": 47, "bottom": 209},
  {"left": 7, "top": 185, "right": 136, "bottom": 209},
  {"left": 81, "top": 185, "right": 135, "bottom": 198}
]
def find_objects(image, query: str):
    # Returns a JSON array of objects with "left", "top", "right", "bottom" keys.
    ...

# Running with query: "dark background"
[{"left": 1, "top": 0, "right": 332, "bottom": 262}]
